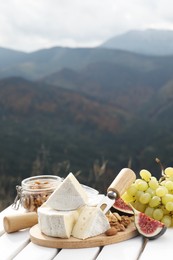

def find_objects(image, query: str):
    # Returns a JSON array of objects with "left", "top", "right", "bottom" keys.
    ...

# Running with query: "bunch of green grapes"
[{"left": 122, "top": 167, "right": 173, "bottom": 227}]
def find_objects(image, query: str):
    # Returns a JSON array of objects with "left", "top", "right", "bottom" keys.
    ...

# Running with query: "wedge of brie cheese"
[
  {"left": 72, "top": 205, "right": 110, "bottom": 239},
  {"left": 38, "top": 205, "right": 80, "bottom": 238},
  {"left": 46, "top": 172, "right": 88, "bottom": 210}
]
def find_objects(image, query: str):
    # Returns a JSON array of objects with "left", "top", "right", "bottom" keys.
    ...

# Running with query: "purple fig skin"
[
  {"left": 113, "top": 198, "right": 134, "bottom": 215},
  {"left": 144, "top": 226, "right": 167, "bottom": 240},
  {"left": 134, "top": 210, "right": 167, "bottom": 240}
]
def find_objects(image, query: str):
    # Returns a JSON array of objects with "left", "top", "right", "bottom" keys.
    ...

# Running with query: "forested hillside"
[{"left": 1, "top": 40, "right": 173, "bottom": 210}]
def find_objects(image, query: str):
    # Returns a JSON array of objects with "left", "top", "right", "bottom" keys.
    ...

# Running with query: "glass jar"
[{"left": 13, "top": 175, "right": 62, "bottom": 212}]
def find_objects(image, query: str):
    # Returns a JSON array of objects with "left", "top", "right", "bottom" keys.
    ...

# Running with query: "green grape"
[
  {"left": 146, "top": 187, "right": 155, "bottom": 197},
  {"left": 165, "top": 201, "right": 173, "bottom": 211},
  {"left": 164, "top": 180, "right": 173, "bottom": 191},
  {"left": 156, "top": 186, "right": 168, "bottom": 197},
  {"left": 149, "top": 177, "right": 159, "bottom": 190},
  {"left": 161, "top": 215, "right": 172, "bottom": 227},
  {"left": 160, "top": 180, "right": 166, "bottom": 186},
  {"left": 160, "top": 205, "right": 170, "bottom": 215},
  {"left": 121, "top": 192, "right": 135, "bottom": 203},
  {"left": 133, "top": 180, "right": 139, "bottom": 189},
  {"left": 167, "top": 175, "right": 173, "bottom": 182},
  {"left": 133, "top": 201, "right": 146, "bottom": 212},
  {"left": 162, "top": 194, "right": 173, "bottom": 205},
  {"left": 135, "top": 190, "right": 144, "bottom": 200},
  {"left": 153, "top": 208, "right": 164, "bottom": 221},
  {"left": 165, "top": 167, "right": 173, "bottom": 177},
  {"left": 145, "top": 206, "right": 154, "bottom": 217},
  {"left": 149, "top": 196, "right": 161, "bottom": 207},
  {"left": 126, "top": 184, "right": 137, "bottom": 196},
  {"left": 134, "top": 179, "right": 143, "bottom": 188},
  {"left": 139, "top": 169, "right": 151, "bottom": 182},
  {"left": 139, "top": 192, "right": 151, "bottom": 204},
  {"left": 166, "top": 175, "right": 173, "bottom": 181},
  {"left": 123, "top": 166, "right": 173, "bottom": 227},
  {"left": 137, "top": 180, "right": 148, "bottom": 191}
]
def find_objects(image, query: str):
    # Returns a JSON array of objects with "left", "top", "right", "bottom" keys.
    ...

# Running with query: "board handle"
[
  {"left": 107, "top": 168, "right": 136, "bottom": 197},
  {"left": 3, "top": 212, "right": 38, "bottom": 233}
]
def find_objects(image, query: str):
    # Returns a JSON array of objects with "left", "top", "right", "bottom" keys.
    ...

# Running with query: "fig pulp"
[
  {"left": 133, "top": 207, "right": 167, "bottom": 239},
  {"left": 113, "top": 198, "right": 134, "bottom": 215}
]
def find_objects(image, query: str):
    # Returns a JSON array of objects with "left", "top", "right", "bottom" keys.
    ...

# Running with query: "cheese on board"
[
  {"left": 72, "top": 205, "right": 110, "bottom": 239},
  {"left": 37, "top": 205, "right": 80, "bottom": 238},
  {"left": 46, "top": 172, "right": 88, "bottom": 210}
]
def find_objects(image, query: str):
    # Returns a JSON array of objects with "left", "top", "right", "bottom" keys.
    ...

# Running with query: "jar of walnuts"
[{"left": 13, "top": 175, "right": 62, "bottom": 212}]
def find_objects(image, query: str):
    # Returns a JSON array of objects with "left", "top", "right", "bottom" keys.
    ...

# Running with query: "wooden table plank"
[
  {"left": 13, "top": 242, "right": 58, "bottom": 260},
  {"left": 53, "top": 247, "right": 100, "bottom": 260},
  {"left": 3, "top": 204, "right": 170, "bottom": 260},
  {"left": 140, "top": 228, "right": 172, "bottom": 259},
  {"left": 96, "top": 236, "right": 143, "bottom": 260},
  {"left": 0, "top": 229, "right": 29, "bottom": 260}
]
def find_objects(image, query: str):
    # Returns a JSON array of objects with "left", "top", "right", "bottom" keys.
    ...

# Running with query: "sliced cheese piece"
[
  {"left": 72, "top": 205, "right": 110, "bottom": 239},
  {"left": 37, "top": 205, "right": 80, "bottom": 238},
  {"left": 46, "top": 172, "right": 88, "bottom": 210}
]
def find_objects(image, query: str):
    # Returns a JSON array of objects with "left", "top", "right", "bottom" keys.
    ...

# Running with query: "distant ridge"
[{"left": 101, "top": 29, "right": 173, "bottom": 56}]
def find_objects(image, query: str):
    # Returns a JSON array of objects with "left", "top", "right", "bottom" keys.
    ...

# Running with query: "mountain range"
[
  {"left": 1, "top": 29, "right": 173, "bottom": 206},
  {"left": 101, "top": 29, "right": 173, "bottom": 55},
  {"left": 1, "top": 29, "right": 173, "bottom": 80}
]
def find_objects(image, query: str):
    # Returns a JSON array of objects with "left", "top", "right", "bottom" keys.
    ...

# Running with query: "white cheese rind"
[
  {"left": 46, "top": 172, "right": 88, "bottom": 210},
  {"left": 38, "top": 206, "right": 79, "bottom": 238},
  {"left": 72, "top": 205, "right": 110, "bottom": 239}
]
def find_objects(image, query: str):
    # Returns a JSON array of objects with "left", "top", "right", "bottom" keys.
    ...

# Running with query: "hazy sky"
[{"left": 1, "top": 0, "right": 173, "bottom": 52}]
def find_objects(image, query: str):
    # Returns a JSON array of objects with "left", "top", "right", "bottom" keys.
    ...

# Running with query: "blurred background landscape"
[{"left": 1, "top": 28, "right": 173, "bottom": 210}]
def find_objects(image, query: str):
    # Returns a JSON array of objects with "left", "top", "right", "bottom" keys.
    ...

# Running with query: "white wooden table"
[{"left": 0, "top": 205, "right": 171, "bottom": 260}]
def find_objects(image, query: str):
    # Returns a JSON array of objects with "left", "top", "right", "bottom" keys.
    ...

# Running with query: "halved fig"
[
  {"left": 132, "top": 207, "right": 167, "bottom": 239},
  {"left": 113, "top": 198, "right": 134, "bottom": 215}
]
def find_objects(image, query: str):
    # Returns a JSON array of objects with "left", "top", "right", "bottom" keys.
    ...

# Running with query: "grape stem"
[{"left": 155, "top": 158, "right": 166, "bottom": 180}]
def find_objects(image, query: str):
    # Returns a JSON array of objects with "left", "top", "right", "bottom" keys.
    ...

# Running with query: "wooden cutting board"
[{"left": 30, "top": 223, "right": 138, "bottom": 249}]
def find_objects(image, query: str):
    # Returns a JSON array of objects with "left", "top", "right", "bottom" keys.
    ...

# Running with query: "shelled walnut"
[{"left": 105, "top": 211, "right": 134, "bottom": 236}]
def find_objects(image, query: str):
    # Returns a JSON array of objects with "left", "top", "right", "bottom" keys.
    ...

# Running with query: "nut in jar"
[{"left": 13, "top": 175, "right": 62, "bottom": 212}]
